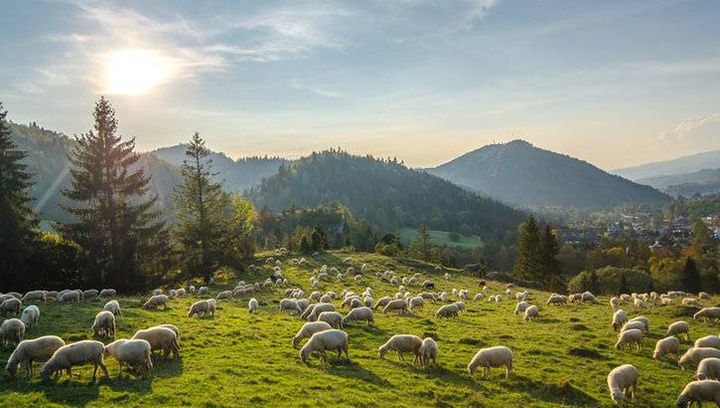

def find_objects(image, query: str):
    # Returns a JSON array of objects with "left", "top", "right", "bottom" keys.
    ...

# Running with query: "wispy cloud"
[{"left": 662, "top": 112, "right": 720, "bottom": 142}]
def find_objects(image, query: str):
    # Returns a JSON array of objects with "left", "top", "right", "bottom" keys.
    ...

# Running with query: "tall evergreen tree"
[
  {"left": 417, "top": 224, "right": 431, "bottom": 260},
  {"left": 60, "top": 97, "right": 163, "bottom": 290},
  {"left": 682, "top": 256, "right": 702, "bottom": 294},
  {"left": 0, "top": 102, "right": 38, "bottom": 289},
  {"left": 514, "top": 216, "right": 540, "bottom": 280},
  {"left": 538, "top": 225, "right": 563, "bottom": 290}
]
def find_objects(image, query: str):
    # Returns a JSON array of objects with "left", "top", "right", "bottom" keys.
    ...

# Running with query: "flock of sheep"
[{"left": 2, "top": 251, "right": 720, "bottom": 406}]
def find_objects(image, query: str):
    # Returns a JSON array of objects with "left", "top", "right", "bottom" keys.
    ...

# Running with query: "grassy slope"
[
  {"left": 397, "top": 228, "right": 484, "bottom": 250},
  {"left": 0, "top": 250, "right": 713, "bottom": 407}
]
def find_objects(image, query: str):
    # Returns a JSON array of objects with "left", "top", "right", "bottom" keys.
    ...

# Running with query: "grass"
[
  {"left": 397, "top": 228, "right": 483, "bottom": 250},
  {"left": 0, "top": 250, "right": 713, "bottom": 407}
]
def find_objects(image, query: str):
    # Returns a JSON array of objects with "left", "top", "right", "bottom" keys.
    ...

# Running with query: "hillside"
[
  {"left": 614, "top": 149, "right": 720, "bottom": 181},
  {"left": 636, "top": 168, "right": 720, "bottom": 197},
  {"left": 0, "top": 250, "right": 711, "bottom": 407},
  {"left": 151, "top": 144, "right": 287, "bottom": 193},
  {"left": 428, "top": 140, "right": 668, "bottom": 210},
  {"left": 248, "top": 150, "right": 525, "bottom": 238}
]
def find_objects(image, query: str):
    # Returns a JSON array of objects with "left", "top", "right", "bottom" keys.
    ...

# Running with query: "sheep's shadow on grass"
[
  {"left": 325, "top": 360, "right": 390, "bottom": 386},
  {"left": 499, "top": 374, "right": 598, "bottom": 407},
  {"left": 424, "top": 366, "right": 490, "bottom": 391},
  {"left": 149, "top": 357, "right": 184, "bottom": 379},
  {"left": 106, "top": 374, "right": 154, "bottom": 394},
  {"left": 1, "top": 378, "right": 105, "bottom": 407}
]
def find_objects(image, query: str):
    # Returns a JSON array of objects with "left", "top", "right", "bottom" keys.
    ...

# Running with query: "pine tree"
[
  {"left": 0, "top": 102, "right": 38, "bottom": 289},
  {"left": 514, "top": 216, "right": 540, "bottom": 280},
  {"left": 417, "top": 224, "right": 431, "bottom": 260},
  {"left": 538, "top": 225, "right": 563, "bottom": 290},
  {"left": 60, "top": 97, "right": 163, "bottom": 290},
  {"left": 682, "top": 257, "right": 702, "bottom": 294}
]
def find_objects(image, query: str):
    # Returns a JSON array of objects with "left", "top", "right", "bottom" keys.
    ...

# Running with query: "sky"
[{"left": 1, "top": 0, "right": 720, "bottom": 169}]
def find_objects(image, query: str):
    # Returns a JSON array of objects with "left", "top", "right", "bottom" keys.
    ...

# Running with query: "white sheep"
[
  {"left": 39, "top": 340, "right": 109, "bottom": 382},
  {"left": 306, "top": 303, "right": 335, "bottom": 321},
  {"left": 513, "top": 301, "right": 529, "bottom": 316},
  {"left": 546, "top": 294, "right": 567, "bottom": 306},
  {"left": 696, "top": 335, "right": 720, "bottom": 350},
  {"left": 143, "top": 294, "right": 169, "bottom": 310},
  {"left": 22, "top": 290, "right": 46, "bottom": 303},
  {"left": 20, "top": 305, "right": 40, "bottom": 330},
  {"left": 378, "top": 334, "right": 422, "bottom": 363},
  {"left": 694, "top": 307, "right": 720, "bottom": 322},
  {"left": 675, "top": 380, "right": 720, "bottom": 406},
  {"left": 409, "top": 296, "right": 425, "bottom": 311},
  {"left": 279, "top": 298, "right": 302, "bottom": 315},
  {"left": 435, "top": 304, "right": 459, "bottom": 319},
  {"left": 524, "top": 305, "right": 539, "bottom": 322},
  {"left": 696, "top": 358, "right": 720, "bottom": 381},
  {"left": 612, "top": 309, "right": 628, "bottom": 331},
  {"left": 216, "top": 290, "right": 232, "bottom": 300},
  {"left": 248, "top": 298, "right": 258, "bottom": 314},
  {"left": 103, "top": 300, "right": 123, "bottom": 322},
  {"left": 299, "top": 329, "right": 349, "bottom": 364},
  {"left": 342, "top": 307, "right": 374, "bottom": 326},
  {"left": 615, "top": 329, "right": 644, "bottom": 351},
  {"left": 667, "top": 321, "right": 691, "bottom": 340},
  {"left": 679, "top": 347, "right": 720, "bottom": 370},
  {"left": 5, "top": 335, "right": 65, "bottom": 379},
  {"left": 0, "top": 318, "right": 25, "bottom": 346},
  {"left": 418, "top": 337, "right": 438, "bottom": 369},
  {"left": 197, "top": 286, "right": 209, "bottom": 296},
  {"left": 374, "top": 296, "right": 392, "bottom": 310},
  {"left": 99, "top": 289, "right": 117, "bottom": 298},
  {"left": 607, "top": 364, "right": 639, "bottom": 404},
  {"left": 0, "top": 298, "right": 22, "bottom": 315},
  {"left": 610, "top": 297, "right": 619, "bottom": 309},
  {"left": 627, "top": 316, "right": 649, "bottom": 333},
  {"left": 92, "top": 310, "right": 116, "bottom": 337},
  {"left": 293, "top": 321, "right": 332, "bottom": 348},
  {"left": 468, "top": 346, "right": 513, "bottom": 379},
  {"left": 317, "top": 311, "right": 344, "bottom": 329},
  {"left": 104, "top": 338, "right": 153, "bottom": 377},
  {"left": 382, "top": 299, "right": 409, "bottom": 315},
  {"left": 653, "top": 336, "right": 680, "bottom": 360},
  {"left": 132, "top": 326, "right": 180, "bottom": 360},
  {"left": 187, "top": 300, "right": 214, "bottom": 318}
]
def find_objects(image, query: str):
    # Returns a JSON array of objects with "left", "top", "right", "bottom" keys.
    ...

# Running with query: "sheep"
[
  {"left": 667, "top": 321, "right": 691, "bottom": 341},
  {"left": 610, "top": 297, "right": 619, "bottom": 309},
  {"left": 0, "top": 318, "right": 25, "bottom": 346},
  {"left": 418, "top": 337, "right": 438, "bottom": 369},
  {"left": 0, "top": 298, "right": 22, "bottom": 315},
  {"left": 546, "top": 294, "right": 567, "bottom": 306},
  {"left": 20, "top": 305, "right": 40, "bottom": 330},
  {"left": 473, "top": 293, "right": 485, "bottom": 302},
  {"left": 696, "top": 358, "right": 720, "bottom": 381},
  {"left": 514, "top": 301, "right": 529, "bottom": 316},
  {"left": 5, "top": 335, "right": 65, "bottom": 379},
  {"left": 653, "top": 336, "right": 680, "bottom": 360},
  {"left": 306, "top": 303, "right": 335, "bottom": 321},
  {"left": 682, "top": 298, "right": 702, "bottom": 308},
  {"left": 92, "top": 310, "right": 116, "bottom": 338},
  {"left": 627, "top": 316, "right": 649, "bottom": 333},
  {"left": 293, "top": 321, "right": 332, "bottom": 348},
  {"left": 342, "top": 307, "right": 374, "bottom": 326},
  {"left": 299, "top": 329, "right": 349, "bottom": 364},
  {"left": 694, "top": 307, "right": 720, "bottom": 322},
  {"left": 382, "top": 299, "right": 409, "bottom": 315},
  {"left": 248, "top": 298, "right": 258, "bottom": 314},
  {"left": 187, "top": 300, "right": 214, "bottom": 318},
  {"left": 216, "top": 290, "right": 232, "bottom": 300},
  {"left": 374, "top": 296, "right": 392, "bottom": 310},
  {"left": 152, "top": 289, "right": 163, "bottom": 296},
  {"left": 83, "top": 289, "right": 99, "bottom": 300},
  {"left": 696, "top": 335, "right": 720, "bottom": 350},
  {"left": 615, "top": 329, "right": 644, "bottom": 351},
  {"left": 581, "top": 291, "right": 597, "bottom": 303},
  {"left": 104, "top": 339, "right": 153, "bottom": 377},
  {"left": 131, "top": 327, "right": 180, "bottom": 360},
  {"left": 607, "top": 364, "right": 639, "bottom": 404},
  {"left": 524, "top": 305, "right": 539, "bottom": 322},
  {"left": 143, "top": 294, "right": 169, "bottom": 310},
  {"left": 468, "top": 346, "right": 513, "bottom": 379},
  {"left": 103, "top": 300, "right": 123, "bottom": 322},
  {"left": 189, "top": 285, "right": 196, "bottom": 295},
  {"left": 197, "top": 286, "right": 209, "bottom": 296},
  {"left": 679, "top": 347, "right": 720, "bottom": 370},
  {"left": 57, "top": 291, "right": 80, "bottom": 303},
  {"left": 378, "top": 334, "right": 422, "bottom": 363},
  {"left": 297, "top": 299, "right": 310, "bottom": 313},
  {"left": 279, "top": 298, "right": 302, "bottom": 315},
  {"left": 409, "top": 296, "right": 425, "bottom": 311},
  {"left": 22, "top": 290, "right": 46, "bottom": 303},
  {"left": 39, "top": 340, "right": 109, "bottom": 382},
  {"left": 612, "top": 309, "right": 628, "bottom": 331},
  {"left": 699, "top": 292, "right": 712, "bottom": 300},
  {"left": 422, "top": 280, "right": 435, "bottom": 289},
  {"left": 317, "top": 311, "right": 344, "bottom": 329},
  {"left": 435, "top": 303, "right": 459, "bottom": 319},
  {"left": 175, "top": 288, "right": 187, "bottom": 298},
  {"left": 675, "top": 380, "right": 720, "bottom": 407},
  {"left": 99, "top": 289, "right": 117, "bottom": 298}
]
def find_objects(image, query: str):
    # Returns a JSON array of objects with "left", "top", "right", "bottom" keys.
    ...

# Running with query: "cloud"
[{"left": 661, "top": 112, "right": 720, "bottom": 142}]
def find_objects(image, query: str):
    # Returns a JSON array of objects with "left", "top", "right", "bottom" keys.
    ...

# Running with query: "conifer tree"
[
  {"left": 538, "top": 225, "right": 563, "bottom": 289},
  {"left": 682, "top": 257, "right": 702, "bottom": 294},
  {"left": 514, "top": 215, "right": 540, "bottom": 280}
]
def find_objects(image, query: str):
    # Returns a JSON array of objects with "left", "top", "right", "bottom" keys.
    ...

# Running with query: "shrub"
[{"left": 567, "top": 266, "right": 652, "bottom": 295}]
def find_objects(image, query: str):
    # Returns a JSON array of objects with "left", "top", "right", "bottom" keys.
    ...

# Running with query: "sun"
[{"left": 104, "top": 49, "right": 175, "bottom": 95}]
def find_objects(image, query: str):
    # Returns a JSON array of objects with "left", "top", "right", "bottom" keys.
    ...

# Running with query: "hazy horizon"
[{"left": 2, "top": 0, "right": 720, "bottom": 169}]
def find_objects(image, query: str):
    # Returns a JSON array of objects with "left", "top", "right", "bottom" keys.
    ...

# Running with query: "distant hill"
[
  {"left": 637, "top": 168, "right": 720, "bottom": 197},
  {"left": 151, "top": 145, "right": 287, "bottom": 193},
  {"left": 247, "top": 149, "right": 525, "bottom": 238},
  {"left": 428, "top": 140, "right": 668, "bottom": 210},
  {"left": 614, "top": 149, "right": 720, "bottom": 181}
]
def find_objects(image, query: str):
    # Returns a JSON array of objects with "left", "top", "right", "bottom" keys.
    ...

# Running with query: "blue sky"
[{"left": 1, "top": 0, "right": 719, "bottom": 168}]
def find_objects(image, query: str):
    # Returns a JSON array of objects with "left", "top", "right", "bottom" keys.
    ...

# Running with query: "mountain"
[
  {"left": 151, "top": 144, "right": 287, "bottom": 193},
  {"left": 614, "top": 149, "right": 720, "bottom": 181},
  {"left": 636, "top": 168, "right": 720, "bottom": 197},
  {"left": 247, "top": 149, "right": 525, "bottom": 239},
  {"left": 427, "top": 140, "right": 669, "bottom": 210}
]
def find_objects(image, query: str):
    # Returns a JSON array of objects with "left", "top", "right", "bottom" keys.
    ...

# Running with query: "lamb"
[
  {"left": 418, "top": 337, "right": 438, "bottom": 369},
  {"left": 306, "top": 303, "right": 335, "bottom": 321},
  {"left": 20, "top": 305, "right": 40, "bottom": 330},
  {"left": 131, "top": 327, "right": 180, "bottom": 360},
  {"left": 99, "top": 289, "right": 117, "bottom": 298},
  {"left": 679, "top": 347, "right": 720, "bottom": 370},
  {"left": 39, "top": 340, "right": 109, "bottom": 382},
  {"left": 104, "top": 339, "right": 153, "bottom": 377},
  {"left": 615, "top": 329, "right": 644, "bottom": 351},
  {"left": 382, "top": 299, "right": 409, "bottom": 315},
  {"left": 0, "top": 318, "right": 25, "bottom": 346},
  {"left": 143, "top": 294, "right": 169, "bottom": 310},
  {"left": 468, "top": 346, "right": 513, "bottom": 379},
  {"left": 342, "top": 307, "right": 374, "bottom": 326},
  {"left": 612, "top": 309, "right": 628, "bottom": 331},
  {"left": 0, "top": 298, "right": 22, "bottom": 315},
  {"left": 248, "top": 298, "right": 258, "bottom": 314},
  {"left": 317, "top": 311, "right": 344, "bottom": 329},
  {"left": 694, "top": 307, "right": 720, "bottom": 322},
  {"left": 675, "top": 380, "right": 720, "bottom": 407},
  {"left": 187, "top": 300, "right": 214, "bottom": 318},
  {"left": 378, "top": 334, "right": 422, "bottom": 363},
  {"left": 22, "top": 290, "right": 46, "bottom": 303},
  {"left": 667, "top": 321, "right": 691, "bottom": 340},
  {"left": 279, "top": 298, "right": 302, "bottom": 315},
  {"left": 299, "top": 329, "right": 349, "bottom": 363},
  {"left": 524, "top": 305, "right": 539, "bottom": 321},
  {"left": 653, "top": 336, "right": 680, "bottom": 360},
  {"left": 696, "top": 358, "right": 720, "bottom": 381},
  {"left": 435, "top": 303, "right": 459, "bottom": 319},
  {"left": 5, "top": 335, "right": 65, "bottom": 379},
  {"left": 293, "top": 321, "right": 332, "bottom": 348},
  {"left": 696, "top": 335, "right": 720, "bottom": 350},
  {"left": 92, "top": 310, "right": 116, "bottom": 337},
  {"left": 103, "top": 300, "right": 123, "bottom": 322},
  {"left": 607, "top": 364, "right": 639, "bottom": 404}
]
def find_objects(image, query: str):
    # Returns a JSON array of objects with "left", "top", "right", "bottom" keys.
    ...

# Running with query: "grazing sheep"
[
  {"left": 104, "top": 339, "right": 153, "bottom": 377},
  {"left": 616, "top": 329, "right": 644, "bottom": 351},
  {"left": 6, "top": 336, "right": 65, "bottom": 379},
  {"left": 699, "top": 292, "right": 711, "bottom": 300},
  {"left": 92, "top": 311, "right": 116, "bottom": 337},
  {"left": 0, "top": 318, "right": 25, "bottom": 346},
  {"left": 103, "top": 300, "right": 123, "bottom": 322},
  {"left": 627, "top": 316, "right": 649, "bottom": 333},
  {"left": 675, "top": 380, "right": 720, "bottom": 407},
  {"left": 374, "top": 296, "right": 392, "bottom": 310},
  {"left": 667, "top": 321, "right": 691, "bottom": 341},
  {"left": 197, "top": 286, "right": 209, "bottom": 296},
  {"left": 382, "top": 299, "right": 409, "bottom": 315},
  {"left": 317, "top": 311, "right": 343, "bottom": 329},
  {"left": 696, "top": 358, "right": 720, "bottom": 381},
  {"left": 694, "top": 307, "right": 720, "bottom": 322},
  {"left": 435, "top": 303, "right": 459, "bottom": 319},
  {"left": 143, "top": 294, "right": 169, "bottom": 310},
  {"left": 39, "top": 340, "right": 109, "bottom": 382},
  {"left": 22, "top": 291, "right": 46, "bottom": 303},
  {"left": 524, "top": 305, "right": 539, "bottom": 322},
  {"left": 187, "top": 300, "right": 214, "bottom": 318},
  {"left": 152, "top": 289, "right": 163, "bottom": 296},
  {"left": 99, "top": 289, "right": 117, "bottom": 298},
  {"left": 20, "top": 305, "right": 40, "bottom": 330},
  {"left": 57, "top": 291, "right": 80, "bottom": 303},
  {"left": 653, "top": 336, "right": 680, "bottom": 360},
  {"left": 131, "top": 327, "right": 180, "bottom": 360},
  {"left": 418, "top": 337, "right": 438, "bottom": 369},
  {"left": 0, "top": 298, "right": 22, "bottom": 315},
  {"left": 293, "top": 321, "right": 332, "bottom": 348},
  {"left": 514, "top": 301, "right": 529, "bottom": 316},
  {"left": 682, "top": 298, "right": 702, "bottom": 308},
  {"left": 409, "top": 296, "right": 425, "bottom": 311},
  {"left": 83, "top": 289, "right": 99, "bottom": 300},
  {"left": 679, "top": 347, "right": 720, "bottom": 370},
  {"left": 279, "top": 298, "right": 302, "bottom": 315},
  {"left": 473, "top": 293, "right": 485, "bottom": 302},
  {"left": 696, "top": 335, "right": 720, "bottom": 350},
  {"left": 175, "top": 288, "right": 187, "bottom": 298},
  {"left": 610, "top": 297, "right": 619, "bottom": 309},
  {"left": 299, "top": 329, "right": 349, "bottom": 364},
  {"left": 378, "top": 334, "right": 422, "bottom": 363},
  {"left": 581, "top": 291, "right": 597, "bottom": 303},
  {"left": 342, "top": 307, "right": 374, "bottom": 326},
  {"left": 306, "top": 303, "right": 335, "bottom": 321},
  {"left": 216, "top": 290, "right": 232, "bottom": 300},
  {"left": 248, "top": 298, "right": 258, "bottom": 314},
  {"left": 612, "top": 309, "right": 628, "bottom": 331},
  {"left": 468, "top": 346, "right": 513, "bottom": 379},
  {"left": 546, "top": 294, "right": 567, "bottom": 306},
  {"left": 607, "top": 364, "right": 639, "bottom": 404}
]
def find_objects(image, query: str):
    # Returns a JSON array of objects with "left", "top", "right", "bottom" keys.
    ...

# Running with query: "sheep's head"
[
  {"left": 610, "top": 389, "right": 624, "bottom": 404},
  {"left": 614, "top": 341, "right": 622, "bottom": 350},
  {"left": 378, "top": 345, "right": 389, "bottom": 359},
  {"left": 299, "top": 347, "right": 310, "bottom": 363},
  {"left": 5, "top": 361, "right": 17, "bottom": 377}
]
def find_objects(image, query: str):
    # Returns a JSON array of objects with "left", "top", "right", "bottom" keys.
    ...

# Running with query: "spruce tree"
[
  {"left": 417, "top": 224, "right": 431, "bottom": 260},
  {"left": 514, "top": 216, "right": 540, "bottom": 280},
  {"left": 538, "top": 225, "right": 563, "bottom": 290},
  {"left": 61, "top": 97, "right": 163, "bottom": 289},
  {"left": 682, "top": 257, "right": 702, "bottom": 294}
]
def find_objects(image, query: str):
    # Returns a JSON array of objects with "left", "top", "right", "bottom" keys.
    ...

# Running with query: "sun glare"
[{"left": 104, "top": 49, "right": 175, "bottom": 95}]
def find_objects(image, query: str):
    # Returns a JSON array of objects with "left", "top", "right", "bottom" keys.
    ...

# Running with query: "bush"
[
  {"left": 567, "top": 266, "right": 652, "bottom": 295},
  {"left": 448, "top": 232, "right": 460, "bottom": 242}
]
